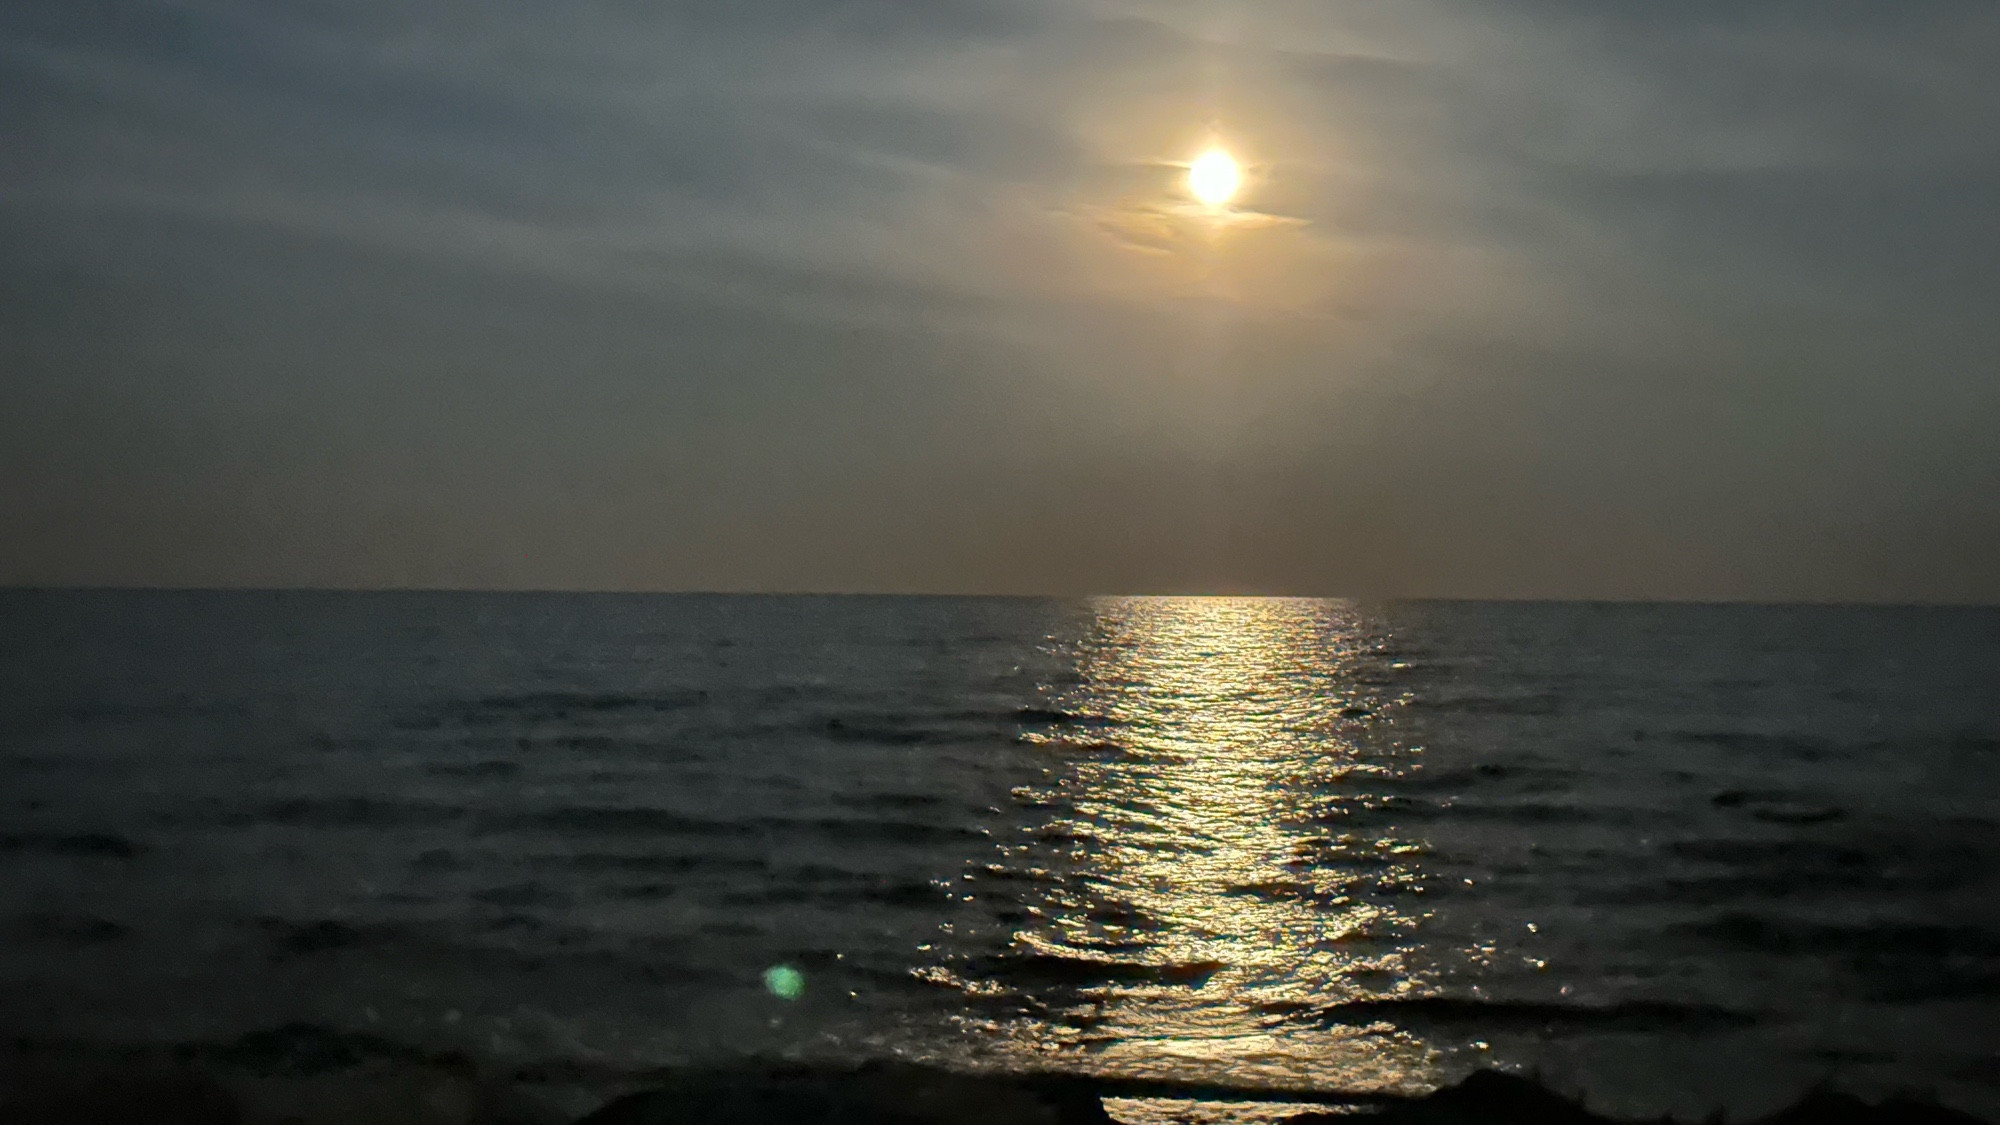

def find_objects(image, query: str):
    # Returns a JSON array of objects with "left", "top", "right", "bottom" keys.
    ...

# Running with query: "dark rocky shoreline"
[
  {"left": 570, "top": 1065, "right": 1990, "bottom": 1125},
  {"left": 2, "top": 1025, "right": 1988, "bottom": 1125}
]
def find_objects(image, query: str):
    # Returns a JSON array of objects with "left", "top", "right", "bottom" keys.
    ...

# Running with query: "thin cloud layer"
[{"left": 3, "top": 0, "right": 1996, "bottom": 598}]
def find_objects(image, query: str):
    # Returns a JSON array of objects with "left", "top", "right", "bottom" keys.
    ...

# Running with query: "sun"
[{"left": 1187, "top": 148, "right": 1241, "bottom": 209}]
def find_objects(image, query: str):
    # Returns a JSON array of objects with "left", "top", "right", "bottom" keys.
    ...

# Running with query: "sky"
[{"left": 3, "top": 0, "right": 1997, "bottom": 600}]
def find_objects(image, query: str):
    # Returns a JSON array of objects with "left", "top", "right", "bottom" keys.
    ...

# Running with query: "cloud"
[{"left": 2, "top": 0, "right": 1996, "bottom": 597}]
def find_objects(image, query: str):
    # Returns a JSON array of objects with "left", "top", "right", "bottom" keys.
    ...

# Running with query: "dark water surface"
[{"left": 2, "top": 593, "right": 1996, "bottom": 1120}]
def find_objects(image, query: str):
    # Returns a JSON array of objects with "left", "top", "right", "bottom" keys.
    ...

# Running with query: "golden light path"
[{"left": 946, "top": 598, "right": 1444, "bottom": 1123}]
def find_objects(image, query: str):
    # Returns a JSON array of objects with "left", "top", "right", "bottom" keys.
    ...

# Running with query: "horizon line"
[{"left": 3, "top": 584, "right": 1996, "bottom": 609}]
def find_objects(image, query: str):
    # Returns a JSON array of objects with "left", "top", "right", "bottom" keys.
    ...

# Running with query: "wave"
[
  {"left": 532, "top": 851, "right": 766, "bottom": 875},
  {"left": 469, "top": 882, "right": 572, "bottom": 910},
  {"left": 1687, "top": 914, "right": 2000, "bottom": 1001},
  {"left": 486, "top": 806, "right": 987, "bottom": 847},
  {"left": 821, "top": 716, "right": 933, "bottom": 744},
  {"left": 483, "top": 807, "right": 759, "bottom": 838},
  {"left": 1666, "top": 834, "right": 1993, "bottom": 895},
  {"left": 1013, "top": 707, "right": 1123, "bottom": 729},
  {"left": 392, "top": 689, "right": 711, "bottom": 730},
  {"left": 1408, "top": 693, "right": 1563, "bottom": 716},
  {"left": 1282, "top": 994, "right": 1758, "bottom": 1033},
  {"left": 829, "top": 792, "right": 950, "bottom": 811},
  {"left": 1393, "top": 762, "right": 1528, "bottom": 790},
  {"left": 257, "top": 917, "right": 410, "bottom": 957},
  {"left": 422, "top": 759, "right": 522, "bottom": 778},
  {"left": 254, "top": 797, "right": 468, "bottom": 829},
  {"left": 0, "top": 831, "right": 141, "bottom": 858},
  {"left": 713, "top": 879, "right": 942, "bottom": 909},
  {"left": 813, "top": 704, "right": 1102, "bottom": 746},
  {"left": 962, "top": 951, "right": 1228, "bottom": 989},
  {"left": 1710, "top": 789, "right": 1847, "bottom": 825},
  {"left": 1659, "top": 730, "right": 1839, "bottom": 761},
  {"left": 8, "top": 913, "right": 129, "bottom": 947},
  {"left": 1314, "top": 796, "right": 1607, "bottom": 827},
  {"left": 1690, "top": 912, "right": 2000, "bottom": 960}
]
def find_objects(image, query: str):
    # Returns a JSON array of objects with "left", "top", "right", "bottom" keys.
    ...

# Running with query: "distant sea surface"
[{"left": 2, "top": 592, "right": 1997, "bottom": 1120}]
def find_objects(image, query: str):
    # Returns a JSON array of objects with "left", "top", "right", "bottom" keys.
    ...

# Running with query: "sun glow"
[{"left": 1187, "top": 148, "right": 1242, "bottom": 209}]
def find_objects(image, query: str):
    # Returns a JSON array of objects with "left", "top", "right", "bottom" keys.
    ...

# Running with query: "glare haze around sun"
[{"left": 1188, "top": 148, "right": 1241, "bottom": 208}]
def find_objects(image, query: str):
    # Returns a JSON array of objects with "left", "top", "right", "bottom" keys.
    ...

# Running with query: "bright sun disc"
[{"left": 1188, "top": 148, "right": 1241, "bottom": 208}]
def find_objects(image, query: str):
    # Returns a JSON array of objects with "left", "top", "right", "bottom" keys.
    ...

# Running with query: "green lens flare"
[{"left": 763, "top": 964, "right": 805, "bottom": 1000}]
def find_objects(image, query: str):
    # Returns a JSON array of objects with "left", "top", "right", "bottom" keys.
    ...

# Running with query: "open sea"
[{"left": 2, "top": 592, "right": 1996, "bottom": 1121}]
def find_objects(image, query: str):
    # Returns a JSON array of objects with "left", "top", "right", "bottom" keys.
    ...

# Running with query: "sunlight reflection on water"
[{"left": 942, "top": 596, "right": 1442, "bottom": 1096}]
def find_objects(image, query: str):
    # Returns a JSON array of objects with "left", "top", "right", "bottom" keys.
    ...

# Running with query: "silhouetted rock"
[
  {"left": 1750, "top": 1088, "right": 1988, "bottom": 1125},
  {"left": 0, "top": 1068, "right": 239, "bottom": 1125},
  {"left": 2, "top": 1048, "right": 1988, "bottom": 1125},
  {"left": 1284, "top": 1071, "right": 1989, "bottom": 1125}
]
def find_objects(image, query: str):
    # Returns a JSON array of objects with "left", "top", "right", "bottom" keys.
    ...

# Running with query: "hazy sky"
[{"left": 4, "top": 0, "right": 1997, "bottom": 599}]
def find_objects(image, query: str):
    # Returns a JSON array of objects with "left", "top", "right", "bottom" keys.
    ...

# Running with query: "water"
[{"left": 2, "top": 592, "right": 1997, "bottom": 1120}]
